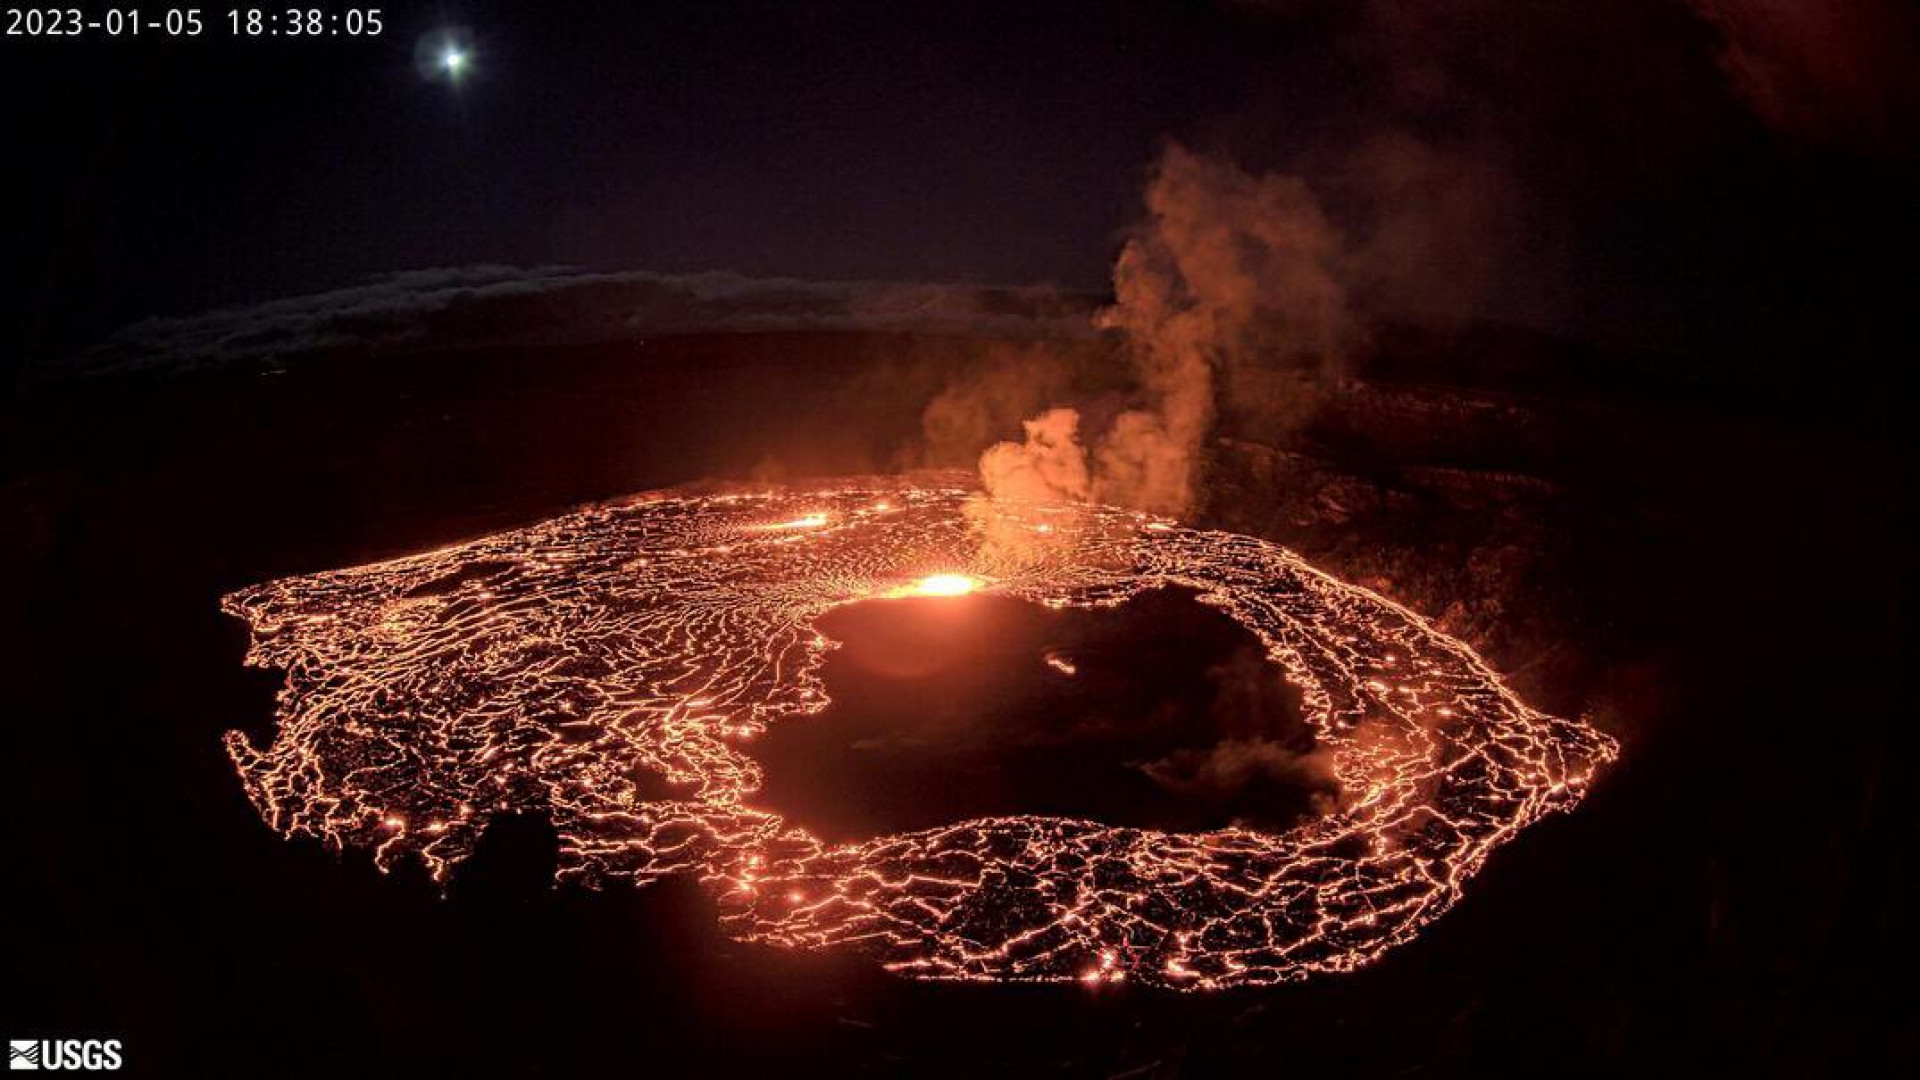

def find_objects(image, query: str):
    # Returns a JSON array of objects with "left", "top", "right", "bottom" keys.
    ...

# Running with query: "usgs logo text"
[{"left": 8, "top": 1040, "right": 122, "bottom": 1072}]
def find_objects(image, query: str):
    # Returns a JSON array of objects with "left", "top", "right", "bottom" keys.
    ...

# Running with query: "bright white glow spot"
[
  {"left": 758, "top": 512, "right": 828, "bottom": 531},
  {"left": 909, "top": 573, "right": 980, "bottom": 597},
  {"left": 442, "top": 49, "right": 468, "bottom": 74}
]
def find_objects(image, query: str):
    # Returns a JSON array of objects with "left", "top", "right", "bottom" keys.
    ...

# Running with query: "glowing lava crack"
[{"left": 223, "top": 474, "right": 1615, "bottom": 989}]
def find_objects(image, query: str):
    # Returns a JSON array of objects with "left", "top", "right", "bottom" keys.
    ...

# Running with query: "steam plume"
[
  {"left": 976, "top": 143, "right": 1352, "bottom": 518},
  {"left": 1688, "top": 0, "right": 1920, "bottom": 149},
  {"left": 977, "top": 407, "right": 1091, "bottom": 503}
]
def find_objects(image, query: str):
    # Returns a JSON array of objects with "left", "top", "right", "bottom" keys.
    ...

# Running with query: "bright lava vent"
[
  {"left": 223, "top": 474, "right": 1615, "bottom": 989},
  {"left": 898, "top": 572, "right": 982, "bottom": 597}
]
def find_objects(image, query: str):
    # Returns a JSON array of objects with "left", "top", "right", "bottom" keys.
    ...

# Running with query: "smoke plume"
[
  {"left": 917, "top": 344, "right": 1080, "bottom": 472},
  {"left": 975, "top": 143, "right": 1353, "bottom": 518},
  {"left": 977, "top": 407, "right": 1092, "bottom": 504}
]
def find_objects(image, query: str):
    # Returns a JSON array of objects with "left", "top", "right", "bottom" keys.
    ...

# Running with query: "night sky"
[
  {"left": 4, "top": 0, "right": 1913, "bottom": 375},
  {"left": 5, "top": 3, "right": 1253, "bottom": 355},
  {"left": 3, "top": 6, "right": 1913, "bottom": 1075}
]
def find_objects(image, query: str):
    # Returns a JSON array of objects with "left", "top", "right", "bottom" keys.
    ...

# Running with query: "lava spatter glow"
[
  {"left": 223, "top": 473, "right": 1615, "bottom": 989},
  {"left": 896, "top": 572, "right": 982, "bottom": 597}
]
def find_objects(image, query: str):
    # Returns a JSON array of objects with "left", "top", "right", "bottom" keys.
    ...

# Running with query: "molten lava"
[
  {"left": 222, "top": 473, "right": 1616, "bottom": 989},
  {"left": 904, "top": 573, "right": 982, "bottom": 597}
]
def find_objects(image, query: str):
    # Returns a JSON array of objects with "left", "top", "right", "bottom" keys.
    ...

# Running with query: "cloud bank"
[{"left": 55, "top": 265, "right": 1100, "bottom": 379}]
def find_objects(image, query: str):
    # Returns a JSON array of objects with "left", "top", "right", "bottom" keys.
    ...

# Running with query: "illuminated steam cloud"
[
  {"left": 1687, "top": 0, "right": 1920, "bottom": 149},
  {"left": 224, "top": 474, "right": 1614, "bottom": 989},
  {"left": 980, "top": 144, "right": 1352, "bottom": 518}
]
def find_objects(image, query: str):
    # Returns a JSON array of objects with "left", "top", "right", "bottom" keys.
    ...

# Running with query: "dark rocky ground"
[{"left": 3, "top": 326, "right": 1907, "bottom": 1076}]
